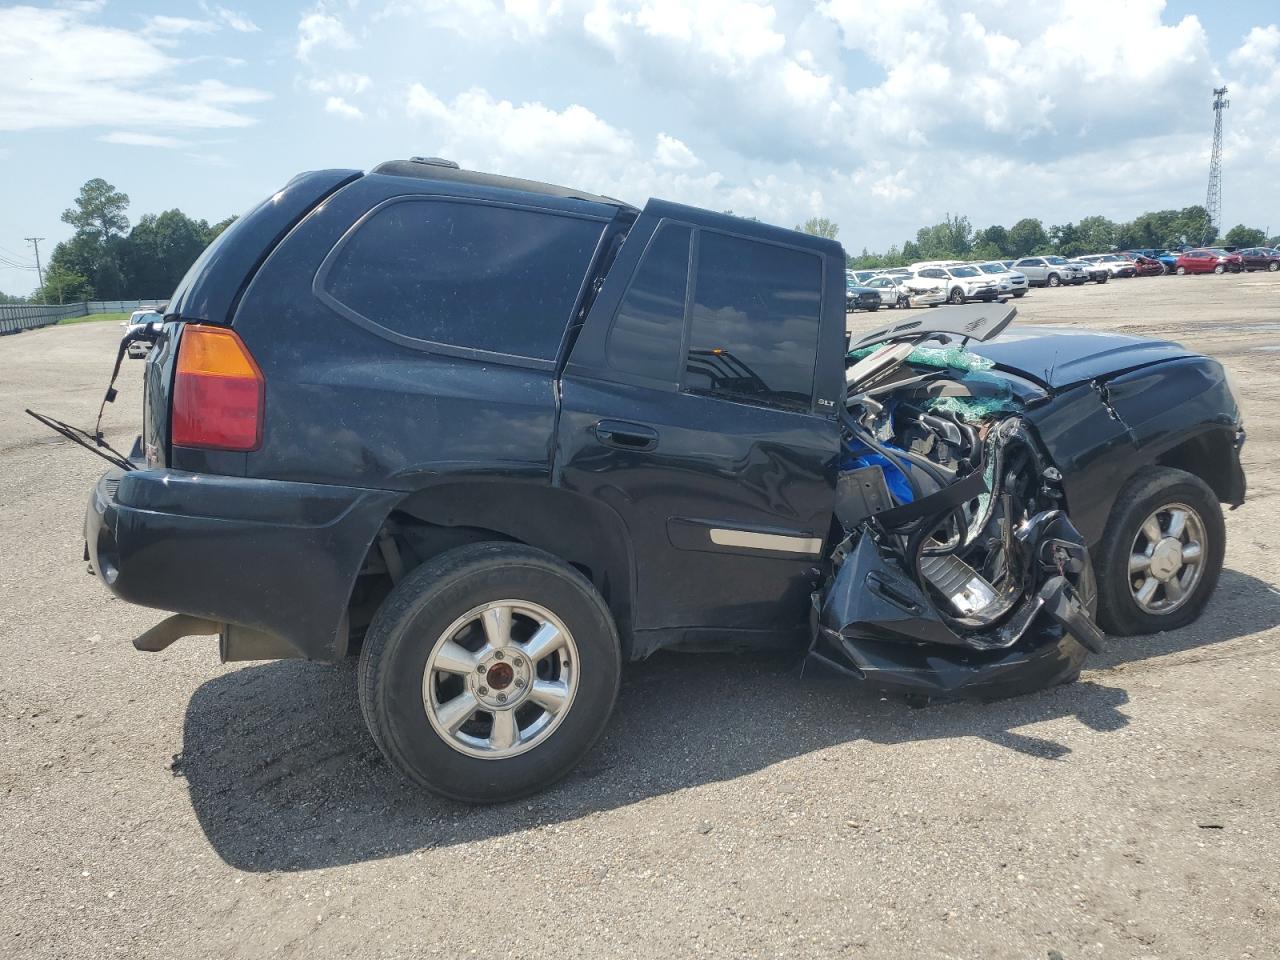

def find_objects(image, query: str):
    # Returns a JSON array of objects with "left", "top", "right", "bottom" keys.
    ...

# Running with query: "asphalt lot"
[{"left": 2, "top": 274, "right": 1278, "bottom": 959}]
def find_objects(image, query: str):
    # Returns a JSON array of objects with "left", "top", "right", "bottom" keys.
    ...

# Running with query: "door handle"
[{"left": 594, "top": 420, "right": 659, "bottom": 452}]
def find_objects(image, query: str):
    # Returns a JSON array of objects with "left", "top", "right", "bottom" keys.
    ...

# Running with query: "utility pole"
[
  {"left": 25, "top": 237, "right": 45, "bottom": 290},
  {"left": 1204, "top": 86, "right": 1229, "bottom": 245}
]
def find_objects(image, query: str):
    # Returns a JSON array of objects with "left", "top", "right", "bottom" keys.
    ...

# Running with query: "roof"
[{"left": 370, "top": 158, "right": 637, "bottom": 212}]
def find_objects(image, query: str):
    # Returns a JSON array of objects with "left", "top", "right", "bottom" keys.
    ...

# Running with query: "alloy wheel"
[
  {"left": 1127, "top": 503, "right": 1207, "bottom": 616},
  {"left": 422, "top": 599, "right": 579, "bottom": 759}
]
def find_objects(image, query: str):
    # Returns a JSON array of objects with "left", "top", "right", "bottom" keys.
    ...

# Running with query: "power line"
[{"left": 24, "top": 237, "right": 45, "bottom": 289}]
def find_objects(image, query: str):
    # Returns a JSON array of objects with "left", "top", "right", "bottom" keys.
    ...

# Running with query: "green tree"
[
  {"left": 1049, "top": 222, "right": 1083, "bottom": 256},
  {"left": 124, "top": 209, "right": 213, "bottom": 298},
  {"left": 208, "top": 215, "right": 238, "bottom": 239},
  {"left": 914, "top": 213, "right": 973, "bottom": 260},
  {"left": 0, "top": 291, "right": 28, "bottom": 304},
  {"left": 1075, "top": 215, "right": 1116, "bottom": 252},
  {"left": 1007, "top": 218, "right": 1048, "bottom": 257},
  {"left": 36, "top": 264, "right": 92, "bottom": 304},
  {"left": 795, "top": 216, "right": 839, "bottom": 239},
  {"left": 60, "top": 178, "right": 130, "bottom": 238},
  {"left": 973, "top": 225, "right": 1010, "bottom": 256},
  {"left": 1223, "top": 224, "right": 1267, "bottom": 248}
]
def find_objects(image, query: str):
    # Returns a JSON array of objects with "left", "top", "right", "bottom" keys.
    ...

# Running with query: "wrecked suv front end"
[{"left": 809, "top": 310, "right": 1105, "bottom": 699}]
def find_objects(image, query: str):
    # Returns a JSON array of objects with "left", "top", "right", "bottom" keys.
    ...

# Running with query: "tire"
[
  {"left": 1213, "top": 264, "right": 1225, "bottom": 274},
  {"left": 868, "top": 303, "right": 880, "bottom": 311},
  {"left": 897, "top": 295, "right": 910, "bottom": 309},
  {"left": 1175, "top": 266, "right": 1187, "bottom": 275},
  {"left": 1096, "top": 275, "right": 1108, "bottom": 284},
  {"left": 1092, "top": 468, "right": 1225, "bottom": 636},
  {"left": 948, "top": 287, "right": 965, "bottom": 305},
  {"left": 1047, "top": 273, "right": 1061, "bottom": 287},
  {"left": 358, "top": 542, "right": 621, "bottom": 802},
  {"left": 1013, "top": 289, "right": 1027, "bottom": 298},
  {"left": 1269, "top": 262, "right": 1278, "bottom": 272}
]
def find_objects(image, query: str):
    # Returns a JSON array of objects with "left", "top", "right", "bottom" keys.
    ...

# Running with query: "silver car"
[{"left": 1012, "top": 256, "right": 1087, "bottom": 287}]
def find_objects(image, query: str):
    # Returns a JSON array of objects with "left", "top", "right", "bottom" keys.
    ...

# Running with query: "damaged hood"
[{"left": 969, "top": 326, "right": 1194, "bottom": 389}]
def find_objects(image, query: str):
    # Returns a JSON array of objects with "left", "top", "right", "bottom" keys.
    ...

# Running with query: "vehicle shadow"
[{"left": 178, "top": 566, "right": 1280, "bottom": 873}]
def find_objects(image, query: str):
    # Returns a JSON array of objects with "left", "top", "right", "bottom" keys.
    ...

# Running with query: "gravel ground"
[{"left": 2, "top": 275, "right": 1278, "bottom": 959}]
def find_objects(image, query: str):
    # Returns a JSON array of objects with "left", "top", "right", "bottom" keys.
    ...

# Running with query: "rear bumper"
[{"left": 85, "top": 468, "right": 399, "bottom": 661}]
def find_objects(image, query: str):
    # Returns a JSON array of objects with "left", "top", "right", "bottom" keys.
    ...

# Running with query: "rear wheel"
[
  {"left": 1213, "top": 264, "right": 1225, "bottom": 274},
  {"left": 358, "top": 543, "right": 621, "bottom": 802},
  {"left": 1047, "top": 273, "right": 1061, "bottom": 287},
  {"left": 1269, "top": 262, "right": 1279, "bottom": 272},
  {"left": 1093, "top": 468, "right": 1224, "bottom": 636},
  {"left": 1176, "top": 266, "right": 1187, "bottom": 275}
]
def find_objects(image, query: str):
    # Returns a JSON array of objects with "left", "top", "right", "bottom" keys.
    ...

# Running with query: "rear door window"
[
  {"left": 320, "top": 198, "right": 606, "bottom": 362},
  {"left": 605, "top": 224, "right": 690, "bottom": 382},
  {"left": 682, "top": 231, "right": 822, "bottom": 412}
]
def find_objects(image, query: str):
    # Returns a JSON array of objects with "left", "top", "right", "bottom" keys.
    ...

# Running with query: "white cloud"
[
  {"left": 654, "top": 133, "right": 697, "bottom": 169},
  {"left": 297, "top": 7, "right": 358, "bottom": 61},
  {"left": 98, "top": 131, "right": 185, "bottom": 148},
  {"left": 210, "top": 5, "right": 261, "bottom": 33},
  {"left": 1230, "top": 24, "right": 1280, "bottom": 73},
  {"left": 325, "top": 96, "right": 365, "bottom": 120},
  {"left": 309, "top": 73, "right": 373, "bottom": 95},
  {"left": 0, "top": 5, "right": 269, "bottom": 131},
  {"left": 144, "top": 15, "right": 217, "bottom": 40}
]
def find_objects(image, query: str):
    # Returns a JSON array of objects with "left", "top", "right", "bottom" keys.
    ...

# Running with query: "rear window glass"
[
  {"left": 606, "top": 224, "right": 690, "bottom": 381},
  {"left": 683, "top": 231, "right": 821, "bottom": 412},
  {"left": 322, "top": 198, "right": 605, "bottom": 360}
]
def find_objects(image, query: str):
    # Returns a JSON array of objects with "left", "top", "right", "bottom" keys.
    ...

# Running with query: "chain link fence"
[{"left": 0, "top": 300, "right": 166, "bottom": 336}]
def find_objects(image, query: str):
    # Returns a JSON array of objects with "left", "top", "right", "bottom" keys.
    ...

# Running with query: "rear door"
[{"left": 556, "top": 205, "right": 843, "bottom": 647}]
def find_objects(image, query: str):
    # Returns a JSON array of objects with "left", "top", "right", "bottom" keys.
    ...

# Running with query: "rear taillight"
[{"left": 171, "top": 326, "right": 264, "bottom": 451}]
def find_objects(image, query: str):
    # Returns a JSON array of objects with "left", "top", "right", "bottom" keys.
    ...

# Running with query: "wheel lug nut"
[
  {"left": 477, "top": 664, "right": 487, "bottom": 674},
  {"left": 494, "top": 651, "right": 505, "bottom": 661},
  {"left": 478, "top": 685, "right": 489, "bottom": 695},
  {"left": 514, "top": 678, "right": 525, "bottom": 689},
  {"left": 497, "top": 693, "right": 507, "bottom": 703}
]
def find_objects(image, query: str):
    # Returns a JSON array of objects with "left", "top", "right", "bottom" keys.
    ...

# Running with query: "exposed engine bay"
[{"left": 809, "top": 308, "right": 1106, "bottom": 700}]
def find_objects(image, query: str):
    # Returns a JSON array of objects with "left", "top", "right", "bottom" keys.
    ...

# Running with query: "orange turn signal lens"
[{"left": 172, "top": 326, "right": 264, "bottom": 452}]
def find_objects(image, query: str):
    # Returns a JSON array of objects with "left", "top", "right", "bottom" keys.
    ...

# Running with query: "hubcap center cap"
[
  {"left": 1149, "top": 537, "right": 1183, "bottom": 581},
  {"left": 487, "top": 662, "right": 515, "bottom": 690}
]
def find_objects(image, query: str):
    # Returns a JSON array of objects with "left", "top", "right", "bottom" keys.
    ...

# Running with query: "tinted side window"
[
  {"left": 605, "top": 224, "right": 690, "bottom": 381},
  {"left": 322, "top": 199, "right": 604, "bottom": 361},
  {"left": 683, "top": 232, "right": 821, "bottom": 412},
  {"left": 1016, "top": 259, "right": 1037, "bottom": 267}
]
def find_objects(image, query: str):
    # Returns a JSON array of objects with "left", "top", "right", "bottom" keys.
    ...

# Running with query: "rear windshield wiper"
[{"left": 24, "top": 408, "right": 136, "bottom": 471}]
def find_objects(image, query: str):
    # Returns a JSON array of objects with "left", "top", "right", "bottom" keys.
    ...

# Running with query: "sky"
[{"left": 1, "top": 0, "right": 1278, "bottom": 295}]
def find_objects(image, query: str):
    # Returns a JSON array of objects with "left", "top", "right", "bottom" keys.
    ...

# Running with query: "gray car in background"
[{"left": 1014, "top": 255, "right": 1087, "bottom": 287}]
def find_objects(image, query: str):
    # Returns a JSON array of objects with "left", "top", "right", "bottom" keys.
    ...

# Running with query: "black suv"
[{"left": 82, "top": 159, "right": 1245, "bottom": 801}]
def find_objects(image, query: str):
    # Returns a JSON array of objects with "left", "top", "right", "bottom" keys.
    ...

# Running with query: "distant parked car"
[
  {"left": 973, "top": 261, "right": 1029, "bottom": 297},
  {"left": 1238, "top": 247, "right": 1280, "bottom": 272},
  {"left": 846, "top": 285, "right": 883, "bottom": 311},
  {"left": 848, "top": 270, "right": 881, "bottom": 285},
  {"left": 122, "top": 309, "right": 163, "bottom": 359},
  {"left": 911, "top": 264, "right": 999, "bottom": 304},
  {"left": 1174, "top": 249, "right": 1244, "bottom": 275},
  {"left": 1079, "top": 254, "right": 1137, "bottom": 279},
  {"left": 1014, "top": 256, "right": 1087, "bottom": 287},
  {"left": 863, "top": 274, "right": 946, "bottom": 308},
  {"left": 1129, "top": 254, "right": 1166, "bottom": 278},
  {"left": 1068, "top": 259, "right": 1109, "bottom": 284},
  {"left": 1127, "top": 248, "right": 1178, "bottom": 272}
]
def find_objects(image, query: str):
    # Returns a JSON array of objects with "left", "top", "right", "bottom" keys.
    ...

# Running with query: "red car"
[
  {"left": 1173, "top": 249, "right": 1244, "bottom": 275},
  {"left": 1130, "top": 254, "right": 1165, "bottom": 277},
  {"left": 1239, "top": 247, "right": 1280, "bottom": 272}
]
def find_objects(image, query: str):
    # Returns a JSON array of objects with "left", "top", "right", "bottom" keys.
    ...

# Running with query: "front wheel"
[
  {"left": 1047, "top": 273, "right": 1061, "bottom": 287},
  {"left": 1269, "top": 262, "right": 1279, "bottom": 272},
  {"left": 1213, "top": 264, "right": 1225, "bottom": 274},
  {"left": 1092, "top": 468, "right": 1225, "bottom": 636},
  {"left": 1175, "top": 266, "right": 1187, "bottom": 275},
  {"left": 948, "top": 287, "right": 965, "bottom": 304},
  {"left": 897, "top": 295, "right": 910, "bottom": 309},
  {"left": 1095, "top": 275, "right": 1108, "bottom": 284},
  {"left": 358, "top": 542, "right": 621, "bottom": 802},
  {"left": 1012, "top": 289, "right": 1027, "bottom": 298}
]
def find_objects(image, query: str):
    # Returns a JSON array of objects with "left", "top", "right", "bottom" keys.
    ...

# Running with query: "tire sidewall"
[
  {"left": 366, "top": 547, "right": 620, "bottom": 802},
  {"left": 1095, "top": 471, "right": 1225, "bottom": 635}
]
